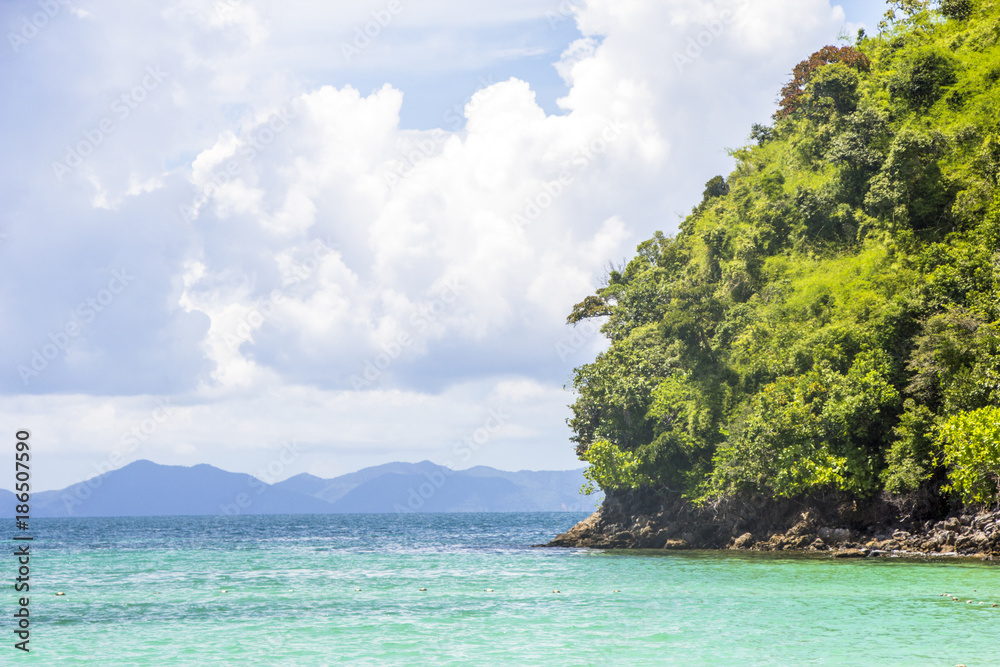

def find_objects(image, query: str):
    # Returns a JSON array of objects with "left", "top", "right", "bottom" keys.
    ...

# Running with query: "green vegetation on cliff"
[{"left": 571, "top": 0, "right": 1000, "bottom": 506}]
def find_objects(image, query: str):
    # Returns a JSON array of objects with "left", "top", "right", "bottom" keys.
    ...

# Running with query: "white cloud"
[{"left": 1, "top": 0, "right": 855, "bottom": 488}]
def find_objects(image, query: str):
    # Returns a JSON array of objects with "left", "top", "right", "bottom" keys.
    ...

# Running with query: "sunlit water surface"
[{"left": 16, "top": 513, "right": 1000, "bottom": 665}]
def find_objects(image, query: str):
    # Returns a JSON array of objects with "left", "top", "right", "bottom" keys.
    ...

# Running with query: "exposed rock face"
[{"left": 545, "top": 489, "right": 1000, "bottom": 558}]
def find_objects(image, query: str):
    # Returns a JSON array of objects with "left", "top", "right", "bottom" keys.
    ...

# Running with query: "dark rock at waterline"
[
  {"left": 832, "top": 549, "right": 868, "bottom": 559},
  {"left": 545, "top": 488, "right": 1000, "bottom": 558}
]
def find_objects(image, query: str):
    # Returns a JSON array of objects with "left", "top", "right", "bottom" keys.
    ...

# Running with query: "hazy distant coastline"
[{"left": 0, "top": 459, "right": 600, "bottom": 518}]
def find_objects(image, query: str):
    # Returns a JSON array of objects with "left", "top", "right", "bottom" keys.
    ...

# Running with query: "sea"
[{"left": 12, "top": 513, "right": 1000, "bottom": 665}]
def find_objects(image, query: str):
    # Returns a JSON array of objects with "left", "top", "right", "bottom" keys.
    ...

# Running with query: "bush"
[{"left": 938, "top": 406, "right": 1000, "bottom": 504}]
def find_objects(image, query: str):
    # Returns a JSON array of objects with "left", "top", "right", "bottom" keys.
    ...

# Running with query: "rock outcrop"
[{"left": 545, "top": 489, "right": 1000, "bottom": 558}]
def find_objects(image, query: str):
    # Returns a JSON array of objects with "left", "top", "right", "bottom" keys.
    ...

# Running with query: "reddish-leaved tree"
[{"left": 774, "top": 46, "right": 872, "bottom": 120}]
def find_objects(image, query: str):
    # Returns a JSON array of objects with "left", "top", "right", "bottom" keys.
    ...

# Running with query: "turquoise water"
[{"left": 13, "top": 514, "right": 1000, "bottom": 665}]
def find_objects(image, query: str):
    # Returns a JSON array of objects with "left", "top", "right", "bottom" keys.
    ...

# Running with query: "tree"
[
  {"left": 774, "top": 46, "right": 871, "bottom": 120},
  {"left": 939, "top": 0, "right": 973, "bottom": 21},
  {"left": 863, "top": 129, "right": 950, "bottom": 229},
  {"left": 888, "top": 47, "right": 957, "bottom": 110},
  {"left": 939, "top": 406, "right": 1000, "bottom": 505},
  {"left": 580, "top": 439, "right": 653, "bottom": 495},
  {"left": 803, "top": 63, "right": 861, "bottom": 117}
]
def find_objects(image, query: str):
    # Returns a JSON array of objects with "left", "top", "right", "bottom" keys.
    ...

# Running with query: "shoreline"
[{"left": 543, "top": 490, "right": 1000, "bottom": 560}]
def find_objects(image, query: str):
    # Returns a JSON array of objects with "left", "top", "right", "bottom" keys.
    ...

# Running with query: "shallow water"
[{"left": 15, "top": 513, "right": 1000, "bottom": 665}]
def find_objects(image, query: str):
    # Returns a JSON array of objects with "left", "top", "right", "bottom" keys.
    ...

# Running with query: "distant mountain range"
[{"left": 0, "top": 460, "right": 600, "bottom": 518}]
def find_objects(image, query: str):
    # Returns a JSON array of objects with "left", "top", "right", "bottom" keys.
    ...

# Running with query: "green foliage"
[
  {"left": 775, "top": 46, "right": 871, "bottom": 120},
  {"left": 882, "top": 400, "right": 939, "bottom": 493},
  {"left": 940, "top": 0, "right": 973, "bottom": 21},
  {"left": 580, "top": 439, "right": 654, "bottom": 495},
  {"left": 750, "top": 123, "right": 774, "bottom": 146},
  {"left": 712, "top": 351, "right": 899, "bottom": 498},
  {"left": 887, "top": 48, "right": 958, "bottom": 109},
  {"left": 939, "top": 406, "right": 1000, "bottom": 504},
  {"left": 804, "top": 63, "right": 861, "bottom": 117},
  {"left": 863, "top": 129, "right": 951, "bottom": 229},
  {"left": 825, "top": 107, "right": 889, "bottom": 205},
  {"left": 565, "top": 5, "right": 1000, "bottom": 504}
]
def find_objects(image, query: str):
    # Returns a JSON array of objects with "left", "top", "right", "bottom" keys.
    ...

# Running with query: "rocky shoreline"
[{"left": 545, "top": 489, "right": 1000, "bottom": 559}]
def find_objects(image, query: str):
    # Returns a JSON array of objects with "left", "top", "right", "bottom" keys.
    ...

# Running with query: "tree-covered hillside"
[{"left": 570, "top": 0, "right": 1000, "bottom": 508}]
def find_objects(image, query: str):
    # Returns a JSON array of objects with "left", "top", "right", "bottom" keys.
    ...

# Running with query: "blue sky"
[{"left": 2, "top": 0, "right": 887, "bottom": 490}]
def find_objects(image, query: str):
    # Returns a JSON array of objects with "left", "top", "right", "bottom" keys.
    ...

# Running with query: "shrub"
[{"left": 938, "top": 406, "right": 1000, "bottom": 505}]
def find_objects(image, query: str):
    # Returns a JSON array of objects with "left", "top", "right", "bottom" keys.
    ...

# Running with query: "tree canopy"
[{"left": 569, "top": 0, "right": 1000, "bottom": 507}]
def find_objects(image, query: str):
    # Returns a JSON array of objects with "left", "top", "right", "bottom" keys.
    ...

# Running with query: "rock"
[
  {"left": 663, "top": 539, "right": 690, "bottom": 550},
  {"left": 788, "top": 512, "right": 817, "bottom": 537},
  {"left": 609, "top": 531, "right": 635, "bottom": 548},
  {"left": 832, "top": 549, "right": 867, "bottom": 559},
  {"left": 645, "top": 528, "right": 668, "bottom": 549},
  {"left": 788, "top": 535, "right": 813, "bottom": 549},
  {"left": 636, "top": 525, "right": 658, "bottom": 547},
  {"left": 941, "top": 517, "right": 962, "bottom": 532},
  {"left": 547, "top": 512, "right": 602, "bottom": 547},
  {"left": 818, "top": 527, "right": 851, "bottom": 544},
  {"left": 767, "top": 534, "right": 788, "bottom": 550},
  {"left": 809, "top": 538, "right": 828, "bottom": 551},
  {"left": 955, "top": 531, "right": 988, "bottom": 552},
  {"left": 732, "top": 532, "right": 754, "bottom": 549}
]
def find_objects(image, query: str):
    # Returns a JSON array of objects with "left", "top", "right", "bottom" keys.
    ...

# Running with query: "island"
[{"left": 548, "top": 0, "right": 1000, "bottom": 558}]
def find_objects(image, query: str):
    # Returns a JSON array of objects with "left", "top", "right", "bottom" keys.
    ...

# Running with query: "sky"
[{"left": 1, "top": 0, "right": 887, "bottom": 491}]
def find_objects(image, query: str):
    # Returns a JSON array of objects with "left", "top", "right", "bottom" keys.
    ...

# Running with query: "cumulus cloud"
[{"left": 0, "top": 0, "right": 856, "bottom": 488}]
